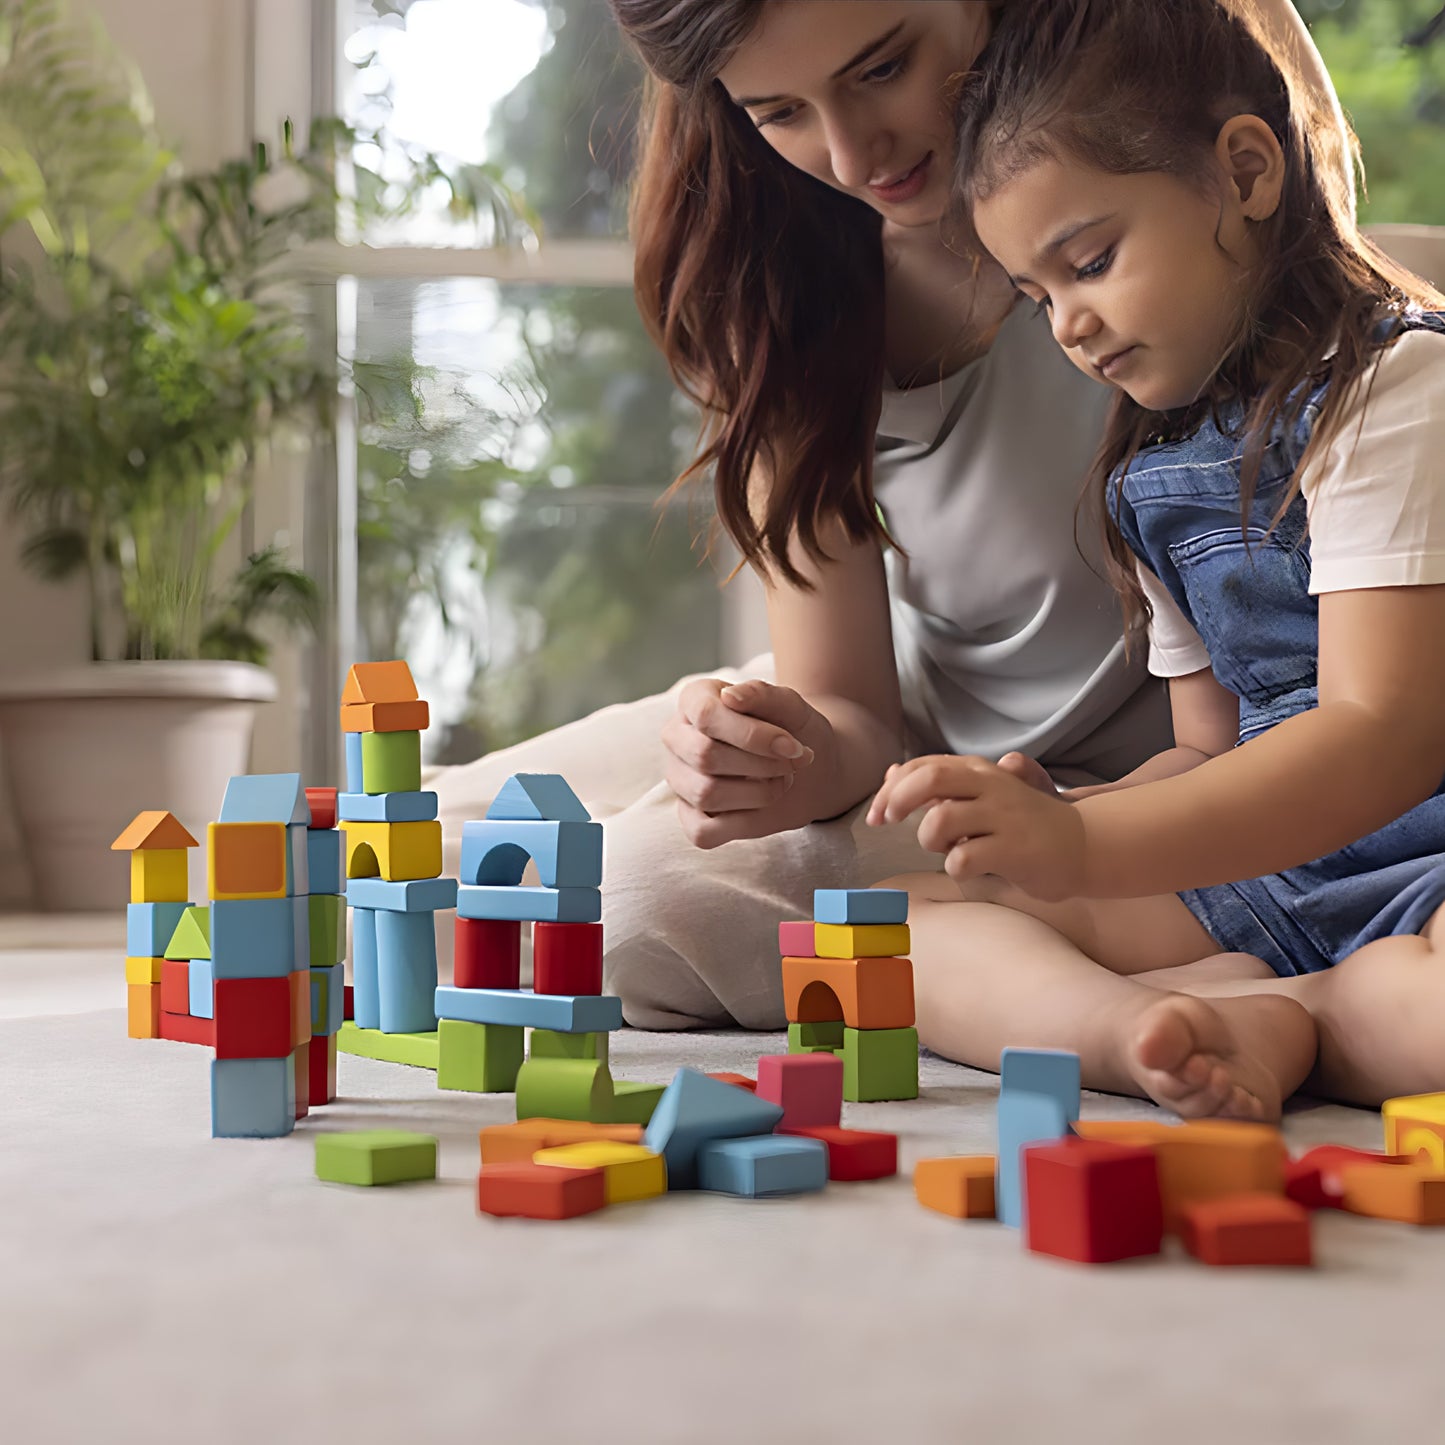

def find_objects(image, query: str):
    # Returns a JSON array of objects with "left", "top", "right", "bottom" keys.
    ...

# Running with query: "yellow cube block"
[
  {"left": 207, "top": 821, "right": 287, "bottom": 900},
  {"left": 124, "top": 955, "right": 165, "bottom": 985},
  {"left": 533, "top": 1141, "right": 667, "bottom": 1203},
  {"left": 1384, "top": 1094, "right": 1445, "bottom": 1170},
  {"left": 340, "top": 820, "right": 442, "bottom": 882},
  {"left": 814, "top": 922, "right": 911, "bottom": 959},
  {"left": 130, "top": 849, "right": 189, "bottom": 904}
]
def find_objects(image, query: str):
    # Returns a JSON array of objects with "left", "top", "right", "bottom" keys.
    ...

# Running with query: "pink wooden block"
[
  {"left": 755, "top": 1052, "right": 843, "bottom": 1129},
  {"left": 778, "top": 921, "right": 817, "bottom": 958}
]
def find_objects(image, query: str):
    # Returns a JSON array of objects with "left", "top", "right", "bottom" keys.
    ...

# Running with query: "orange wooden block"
[
  {"left": 111, "top": 810, "right": 199, "bottom": 853},
  {"left": 477, "top": 1162, "right": 606, "bottom": 1220},
  {"left": 1072, "top": 1120, "right": 1176, "bottom": 1146},
  {"left": 1341, "top": 1162, "right": 1445, "bottom": 1225},
  {"left": 782, "top": 954, "right": 915, "bottom": 1030},
  {"left": 341, "top": 660, "right": 419, "bottom": 706},
  {"left": 127, "top": 983, "right": 161, "bottom": 1039},
  {"left": 1179, "top": 1193, "right": 1313, "bottom": 1266},
  {"left": 1131, "top": 1121, "right": 1286, "bottom": 1231},
  {"left": 914, "top": 1156, "right": 996, "bottom": 1218},
  {"left": 479, "top": 1118, "right": 644, "bottom": 1166},
  {"left": 340, "top": 700, "right": 430, "bottom": 734},
  {"left": 207, "top": 821, "right": 287, "bottom": 900},
  {"left": 706, "top": 1072, "right": 758, "bottom": 1092}
]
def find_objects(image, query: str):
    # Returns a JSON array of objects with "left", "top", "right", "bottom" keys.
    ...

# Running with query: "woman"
[{"left": 431, "top": 0, "right": 1351, "bottom": 1030}]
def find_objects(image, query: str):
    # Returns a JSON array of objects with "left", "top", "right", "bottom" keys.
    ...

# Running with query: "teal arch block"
[
  {"left": 459, "top": 819, "right": 603, "bottom": 889},
  {"left": 812, "top": 888, "right": 909, "bottom": 926},
  {"left": 456, "top": 884, "right": 600, "bottom": 924}
]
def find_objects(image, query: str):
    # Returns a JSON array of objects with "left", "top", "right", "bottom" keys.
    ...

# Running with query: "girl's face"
[{"left": 717, "top": 1, "right": 991, "bottom": 228}]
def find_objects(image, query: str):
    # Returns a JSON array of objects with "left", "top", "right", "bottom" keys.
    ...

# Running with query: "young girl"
[{"left": 868, "top": 0, "right": 1445, "bottom": 1120}]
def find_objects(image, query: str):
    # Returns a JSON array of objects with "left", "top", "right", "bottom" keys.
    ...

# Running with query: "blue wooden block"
[
  {"left": 126, "top": 901, "right": 189, "bottom": 958},
  {"left": 455, "top": 884, "right": 600, "bottom": 924},
  {"left": 188, "top": 958, "right": 215, "bottom": 1019},
  {"left": 460, "top": 819, "right": 603, "bottom": 890},
  {"left": 286, "top": 823, "right": 309, "bottom": 897},
  {"left": 696, "top": 1135, "right": 828, "bottom": 1197},
  {"left": 643, "top": 1068, "right": 786, "bottom": 1189},
  {"left": 311, "top": 963, "right": 345, "bottom": 1037},
  {"left": 812, "top": 888, "right": 909, "bottom": 926},
  {"left": 344, "top": 732, "right": 364, "bottom": 794},
  {"left": 292, "top": 895, "right": 310, "bottom": 970},
  {"left": 346, "top": 876, "right": 458, "bottom": 913},
  {"left": 218, "top": 772, "right": 309, "bottom": 825},
  {"left": 434, "top": 985, "right": 622, "bottom": 1034},
  {"left": 307, "top": 828, "right": 342, "bottom": 896},
  {"left": 376, "top": 910, "right": 438, "bottom": 1034},
  {"left": 211, "top": 1055, "right": 295, "bottom": 1138},
  {"left": 337, "top": 790, "right": 439, "bottom": 823},
  {"left": 353, "top": 907, "right": 380, "bottom": 1030},
  {"left": 209, "top": 898, "right": 296, "bottom": 979},
  {"left": 996, "top": 1047, "right": 1081, "bottom": 1229},
  {"left": 486, "top": 773, "right": 590, "bottom": 823}
]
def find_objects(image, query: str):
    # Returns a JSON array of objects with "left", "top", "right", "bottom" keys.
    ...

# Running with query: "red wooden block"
[
  {"left": 1024, "top": 1137, "right": 1164, "bottom": 1264},
  {"left": 1179, "top": 1193, "right": 1313, "bottom": 1267},
  {"left": 477, "top": 1162, "right": 607, "bottom": 1220},
  {"left": 213, "top": 975, "right": 294, "bottom": 1059},
  {"left": 159, "top": 1011, "right": 216, "bottom": 1047},
  {"left": 1285, "top": 1157, "right": 1339, "bottom": 1211},
  {"left": 289, "top": 970, "right": 311, "bottom": 1049},
  {"left": 1295, "top": 1144, "right": 1410, "bottom": 1192},
  {"left": 756, "top": 1052, "right": 844, "bottom": 1129},
  {"left": 305, "top": 787, "right": 338, "bottom": 831},
  {"left": 781, "top": 1124, "right": 897, "bottom": 1181},
  {"left": 707, "top": 1072, "right": 758, "bottom": 1092},
  {"left": 778, "top": 921, "right": 816, "bottom": 958},
  {"left": 160, "top": 959, "right": 191, "bottom": 1016},
  {"left": 292, "top": 1043, "right": 310, "bottom": 1121},
  {"left": 344, "top": 983, "right": 354, "bottom": 1021},
  {"left": 309, "top": 1033, "right": 338, "bottom": 1105},
  {"left": 532, "top": 922, "right": 604, "bottom": 996},
  {"left": 454, "top": 916, "right": 522, "bottom": 990}
]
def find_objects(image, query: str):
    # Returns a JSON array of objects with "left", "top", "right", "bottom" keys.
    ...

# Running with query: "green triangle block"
[
  {"left": 315, "top": 1130, "right": 437, "bottom": 1186},
  {"left": 164, "top": 905, "right": 211, "bottom": 961},
  {"left": 437, "top": 1018, "right": 524, "bottom": 1093}
]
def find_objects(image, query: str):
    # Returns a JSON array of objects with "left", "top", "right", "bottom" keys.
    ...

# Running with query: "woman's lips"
[{"left": 869, "top": 152, "right": 933, "bottom": 204}]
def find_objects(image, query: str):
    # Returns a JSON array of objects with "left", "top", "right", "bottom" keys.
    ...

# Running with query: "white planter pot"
[{"left": 0, "top": 661, "right": 276, "bottom": 912}]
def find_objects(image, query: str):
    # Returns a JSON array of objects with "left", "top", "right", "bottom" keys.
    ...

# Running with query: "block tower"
[
  {"left": 432, "top": 772, "right": 664, "bottom": 1123},
  {"left": 338, "top": 661, "right": 457, "bottom": 1046},
  {"left": 781, "top": 888, "right": 919, "bottom": 1102}
]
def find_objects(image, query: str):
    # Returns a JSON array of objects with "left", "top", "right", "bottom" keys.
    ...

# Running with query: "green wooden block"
[
  {"left": 529, "top": 1028, "right": 609, "bottom": 1064},
  {"left": 607, "top": 1079, "right": 665, "bottom": 1126},
  {"left": 164, "top": 905, "right": 211, "bottom": 962},
  {"left": 437, "top": 1018, "right": 524, "bottom": 1093},
  {"left": 515, "top": 1056, "right": 613, "bottom": 1122},
  {"left": 315, "top": 1129, "right": 437, "bottom": 1186},
  {"left": 788, "top": 1020, "right": 843, "bottom": 1055},
  {"left": 361, "top": 730, "right": 422, "bottom": 795},
  {"left": 337, "top": 1021, "right": 439, "bottom": 1070},
  {"left": 308, "top": 893, "right": 345, "bottom": 968},
  {"left": 842, "top": 1026, "right": 919, "bottom": 1102}
]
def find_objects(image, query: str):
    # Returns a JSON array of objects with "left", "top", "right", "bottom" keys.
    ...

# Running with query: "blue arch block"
[{"left": 459, "top": 819, "right": 603, "bottom": 889}]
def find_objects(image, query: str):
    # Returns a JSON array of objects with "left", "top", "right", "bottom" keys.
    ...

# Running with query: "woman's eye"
[
  {"left": 863, "top": 52, "right": 909, "bottom": 84},
  {"left": 1076, "top": 247, "right": 1115, "bottom": 281},
  {"left": 757, "top": 105, "right": 801, "bottom": 130}
]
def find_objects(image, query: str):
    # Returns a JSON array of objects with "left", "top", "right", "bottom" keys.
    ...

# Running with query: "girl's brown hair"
[
  {"left": 609, "top": 0, "right": 889, "bottom": 586},
  {"left": 954, "top": 0, "right": 1444, "bottom": 641}
]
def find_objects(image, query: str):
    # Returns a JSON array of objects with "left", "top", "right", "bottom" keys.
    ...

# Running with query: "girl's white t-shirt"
[{"left": 1141, "top": 327, "right": 1445, "bottom": 677}]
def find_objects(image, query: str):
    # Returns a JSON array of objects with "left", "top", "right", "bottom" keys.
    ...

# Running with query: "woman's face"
[{"left": 717, "top": 1, "right": 991, "bottom": 228}]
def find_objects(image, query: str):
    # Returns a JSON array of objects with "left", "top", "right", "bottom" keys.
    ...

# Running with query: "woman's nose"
[{"left": 821, "top": 109, "right": 885, "bottom": 191}]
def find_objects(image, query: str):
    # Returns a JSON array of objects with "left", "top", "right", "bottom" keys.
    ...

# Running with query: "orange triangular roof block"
[
  {"left": 110, "top": 810, "right": 199, "bottom": 852},
  {"left": 341, "top": 660, "right": 419, "bottom": 706}
]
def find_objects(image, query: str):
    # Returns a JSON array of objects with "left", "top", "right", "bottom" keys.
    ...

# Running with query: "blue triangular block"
[
  {"left": 486, "top": 773, "right": 590, "bottom": 823},
  {"left": 219, "top": 772, "right": 309, "bottom": 825},
  {"left": 642, "top": 1068, "right": 784, "bottom": 1189}
]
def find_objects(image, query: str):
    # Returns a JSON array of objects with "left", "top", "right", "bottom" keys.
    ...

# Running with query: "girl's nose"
[
  {"left": 1053, "top": 299, "right": 1102, "bottom": 352},
  {"left": 821, "top": 110, "right": 885, "bottom": 191}
]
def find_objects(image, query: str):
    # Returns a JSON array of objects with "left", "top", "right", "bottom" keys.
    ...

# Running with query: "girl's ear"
[{"left": 1215, "top": 114, "right": 1285, "bottom": 221}]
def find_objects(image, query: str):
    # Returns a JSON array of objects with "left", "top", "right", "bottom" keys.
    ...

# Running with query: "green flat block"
[
  {"left": 308, "top": 893, "right": 345, "bottom": 968},
  {"left": 842, "top": 1026, "right": 919, "bottom": 1102},
  {"left": 315, "top": 1130, "right": 437, "bottom": 1186},
  {"left": 788, "top": 1020, "right": 843, "bottom": 1055},
  {"left": 529, "top": 1027, "right": 609, "bottom": 1064},
  {"left": 437, "top": 1018, "right": 524, "bottom": 1093},
  {"left": 515, "top": 1056, "right": 613, "bottom": 1122},
  {"left": 361, "top": 730, "right": 422, "bottom": 795},
  {"left": 337, "top": 1021, "right": 439, "bottom": 1070},
  {"left": 607, "top": 1079, "right": 665, "bottom": 1126}
]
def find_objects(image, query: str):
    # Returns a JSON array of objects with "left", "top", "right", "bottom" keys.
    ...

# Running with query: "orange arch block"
[{"left": 782, "top": 955, "right": 914, "bottom": 1030}]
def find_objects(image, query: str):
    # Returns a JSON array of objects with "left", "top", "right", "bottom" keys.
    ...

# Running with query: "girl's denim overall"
[{"left": 1110, "top": 312, "right": 1445, "bottom": 975}]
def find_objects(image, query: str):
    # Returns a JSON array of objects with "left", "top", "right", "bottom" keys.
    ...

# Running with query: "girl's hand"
[
  {"left": 661, "top": 678, "right": 825, "bottom": 848},
  {"left": 866, "top": 754, "right": 1088, "bottom": 901},
  {"left": 996, "top": 750, "right": 1058, "bottom": 795}
]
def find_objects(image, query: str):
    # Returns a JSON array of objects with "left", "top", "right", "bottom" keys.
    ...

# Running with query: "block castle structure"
[{"left": 780, "top": 888, "right": 919, "bottom": 1102}]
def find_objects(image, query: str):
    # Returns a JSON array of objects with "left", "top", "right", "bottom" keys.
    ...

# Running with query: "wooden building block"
[
  {"left": 781, "top": 1124, "right": 897, "bottom": 1181},
  {"left": 164, "top": 905, "right": 211, "bottom": 962},
  {"left": 309, "top": 894, "right": 345, "bottom": 969},
  {"left": 127, "top": 983, "right": 161, "bottom": 1039},
  {"left": 788, "top": 1020, "right": 843, "bottom": 1054},
  {"left": 211, "top": 1055, "right": 294, "bottom": 1138},
  {"left": 479, "top": 1118, "right": 644, "bottom": 1166},
  {"left": 812, "top": 888, "right": 909, "bottom": 926},
  {"left": 1340, "top": 1161, "right": 1445, "bottom": 1224},
  {"left": 130, "top": 849, "right": 189, "bottom": 904},
  {"left": 126, "top": 902, "right": 190, "bottom": 959},
  {"left": 707, "top": 1072, "right": 756, "bottom": 1091},
  {"left": 306, "top": 828, "right": 343, "bottom": 896},
  {"left": 914, "top": 1156, "right": 996, "bottom": 1218},
  {"left": 1072, "top": 1120, "right": 1176, "bottom": 1146},
  {"left": 315, "top": 1130, "right": 437, "bottom": 1186},
  {"left": 337, "top": 790, "right": 439, "bottom": 824},
  {"left": 209, "top": 898, "right": 295, "bottom": 978},
  {"left": 336, "top": 1021, "right": 439, "bottom": 1069},
  {"left": 813, "top": 922, "right": 911, "bottom": 959},
  {"left": 1293, "top": 1144, "right": 1409, "bottom": 1192},
  {"left": 782, "top": 955, "right": 915, "bottom": 1031},
  {"left": 111, "top": 810, "right": 198, "bottom": 854},
  {"left": 609, "top": 1081, "right": 665, "bottom": 1127},
  {"left": 460, "top": 818, "right": 603, "bottom": 890},
  {"left": 477, "top": 1162, "right": 607, "bottom": 1220},
  {"left": 160, "top": 1010, "right": 216, "bottom": 1047},
  {"left": 641, "top": 1067, "right": 785, "bottom": 1189},
  {"left": 342, "top": 660, "right": 420, "bottom": 706},
  {"left": 778, "top": 921, "right": 816, "bottom": 958},
  {"left": 1023, "top": 1137, "right": 1163, "bottom": 1264},
  {"left": 341, "top": 819, "right": 442, "bottom": 883},
  {"left": 304, "top": 786, "right": 338, "bottom": 831},
  {"left": 360, "top": 730, "right": 422, "bottom": 795},
  {"left": 217, "top": 773, "right": 309, "bottom": 826},
  {"left": 534, "top": 1141, "right": 666, "bottom": 1203},
  {"left": 160, "top": 958, "right": 191, "bottom": 1016},
  {"left": 842, "top": 1026, "right": 918, "bottom": 1102},
  {"left": 293, "top": 1042, "right": 310, "bottom": 1122},
  {"left": 1383, "top": 1094, "right": 1445, "bottom": 1170},
  {"left": 696, "top": 1135, "right": 827, "bottom": 1197},
  {"left": 755, "top": 1052, "right": 844, "bottom": 1130},
  {"left": 530, "top": 1028, "right": 608, "bottom": 1063},
  {"left": 1179, "top": 1194, "right": 1313, "bottom": 1266},
  {"left": 289, "top": 969, "right": 311, "bottom": 1048},
  {"left": 456, "top": 883, "right": 601, "bottom": 924},
  {"left": 486, "top": 773, "right": 589, "bottom": 823},
  {"left": 125, "top": 956, "right": 164, "bottom": 986},
  {"left": 189, "top": 959, "right": 214, "bottom": 1019},
  {"left": 340, "top": 699, "right": 430, "bottom": 733},
  {"left": 309, "top": 1033, "right": 338, "bottom": 1106},
  {"left": 532, "top": 921, "right": 604, "bottom": 996},
  {"left": 454, "top": 916, "right": 522, "bottom": 990},
  {"left": 515, "top": 1056, "right": 614, "bottom": 1123},
  {"left": 437, "top": 1018, "right": 525, "bottom": 1093},
  {"left": 213, "top": 975, "right": 294, "bottom": 1059},
  {"left": 1284, "top": 1158, "right": 1338, "bottom": 1211},
  {"left": 376, "top": 909, "right": 439, "bottom": 1034},
  {"left": 997, "top": 1048, "right": 1081, "bottom": 1229},
  {"left": 1147, "top": 1121, "right": 1288, "bottom": 1230},
  {"left": 434, "top": 984, "right": 621, "bottom": 1034}
]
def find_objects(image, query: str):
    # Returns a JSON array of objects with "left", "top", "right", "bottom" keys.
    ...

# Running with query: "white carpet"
[{"left": 2, "top": 955, "right": 1443, "bottom": 1443}]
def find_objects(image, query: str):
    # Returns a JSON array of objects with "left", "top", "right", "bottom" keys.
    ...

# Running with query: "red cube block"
[
  {"left": 305, "top": 786, "right": 338, "bottom": 831},
  {"left": 1024, "top": 1137, "right": 1164, "bottom": 1264},
  {"left": 532, "top": 922, "right": 604, "bottom": 996},
  {"left": 292, "top": 1043, "right": 310, "bottom": 1121},
  {"left": 778, "top": 921, "right": 816, "bottom": 958},
  {"left": 477, "top": 1162, "right": 606, "bottom": 1220},
  {"left": 755, "top": 1052, "right": 843, "bottom": 1129},
  {"left": 160, "top": 959, "right": 191, "bottom": 1016},
  {"left": 213, "top": 975, "right": 294, "bottom": 1059},
  {"left": 781, "top": 1125, "right": 897, "bottom": 1181},
  {"left": 309, "top": 1033, "right": 338, "bottom": 1105},
  {"left": 159, "top": 1011, "right": 216, "bottom": 1047},
  {"left": 454, "top": 916, "right": 522, "bottom": 990},
  {"left": 1179, "top": 1193, "right": 1313, "bottom": 1267}
]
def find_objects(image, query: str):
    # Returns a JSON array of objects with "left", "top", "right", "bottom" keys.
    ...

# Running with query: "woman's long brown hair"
[{"left": 954, "top": 0, "right": 1444, "bottom": 643}]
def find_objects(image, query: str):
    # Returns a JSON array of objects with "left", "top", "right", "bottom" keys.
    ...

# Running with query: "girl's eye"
[
  {"left": 1075, "top": 246, "right": 1115, "bottom": 281},
  {"left": 756, "top": 105, "right": 801, "bottom": 130},
  {"left": 862, "top": 50, "right": 910, "bottom": 84}
]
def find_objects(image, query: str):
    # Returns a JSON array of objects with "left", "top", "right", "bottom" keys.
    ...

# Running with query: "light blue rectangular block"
[
  {"left": 126, "top": 902, "right": 189, "bottom": 958},
  {"left": 337, "top": 790, "right": 439, "bottom": 823},
  {"left": 460, "top": 819, "right": 603, "bottom": 889},
  {"left": 219, "top": 773, "right": 309, "bottom": 825},
  {"left": 211, "top": 1055, "right": 295, "bottom": 1138},
  {"left": 376, "top": 911, "right": 438, "bottom": 1034},
  {"left": 307, "top": 828, "right": 342, "bottom": 895},
  {"left": 345, "top": 732, "right": 364, "bottom": 794},
  {"left": 209, "top": 898, "right": 295, "bottom": 979},
  {"left": 434, "top": 985, "right": 621, "bottom": 1034},
  {"left": 188, "top": 958, "right": 214, "bottom": 1019},
  {"left": 996, "top": 1047, "right": 1081, "bottom": 1229},
  {"left": 812, "top": 888, "right": 909, "bottom": 926},
  {"left": 353, "top": 907, "right": 380, "bottom": 1030},
  {"left": 286, "top": 823, "right": 310, "bottom": 896},
  {"left": 486, "top": 773, "right": 589, "bottom": 822},
  {"left": 697, "top": 1135, "right": 829, "bottom": 1197},
  {"left": 346, "top": 876, "right": 458, "bottom": 913},
  {"left": 311, "top": 964, "right": 345, "bottom": 1037},
  {"left": 455, "top": 884, "right": 600, "bottom": 924}
]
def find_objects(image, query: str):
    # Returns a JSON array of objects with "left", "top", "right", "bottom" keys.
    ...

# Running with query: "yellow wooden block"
[
  {"left": 124, "top": 956, "right": 165, "bottom": 985},
  {"left": 207, "top": 821, "right": 287, "bottom": 900},
  {"left": 1384, "top": 1096, "right": 1445, "bottom": 1170},
  {"left": 340, "top": 820, "right": 442, "bottom": 882},
  {"left": 533, "top": 1141, "right": 667, "bottom": 1203},
  {"left": 127, "top": 983, "right": 160, "bottom": 1039},
  {"left": 814, "top": 923, "right": 911, "bottom": 959},
  {"left": 129, "top": 849, "right": 189, "bottom": 904}
]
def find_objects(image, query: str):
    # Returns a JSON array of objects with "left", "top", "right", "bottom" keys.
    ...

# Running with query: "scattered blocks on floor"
[
  {"left": 842, "top": 1026, "right": 918, "bottom": 1102},
  {"left": 1179, "top": 1194, "right": 1313, "bottom": 1266},
  {"left": 532, "top": 921, "right": 604, "bottom": 996},
  {"left": 515, "top": 1056, "right": 614, "bottom": 1123},
  {"left": 212, "top": 1055, "right": 295, "bottom": 1138},
  {"left": 1023, "top": 1137, "right": 1163, "bottom": 1265},
  {"left": 755, "top": 1052, "right": 843, "bottom": 1129},
  {"left": 610, "top": 1081, "right": 667, "bottom": 1127},
  {"left": 696, "top": 1135, "right": 828, "bottom": 1198},
  {"left": 437, "top": 1018, "right": 525, "bottom": 1093},
  {"left": 1383, "top": 1093, "right": 1445, "bottom": 1171},
  {"left": 914, "top": 1156, "right": 996, "bottom": 1219},
  {"left": 1341, "top": 1162, "right": 1445, "bottom": 1225},
  {"left": 812, "top": 888, "right": 908, "bottom": 926},
  {"left": 707, "top": 1072, "right": 757, "bottom": 1092},
  {"left": 533, "top": 1141, "right": 666, "bottom": 1203},
  {"left": 781, "top": 1125, "right": 897, "bottom": 1181},
  {"left": 642, "top": 1068, "right": 786, "bottom": 1189},
  {"left": 315, "top": 1130, "right": 437, "bottom": 1186},
  {"left": 996, "top": 1048, "right": 1081, "bottom": 1229},
  {"left": 479, "top": 1118, "right": 644, "bottom": 1165},
  {"left": 477, "top": 1162, "right": 606, "bottom": 1220},
  {"left": 1146, "top": 1122, "right": 1289, "bottom": 1231}
]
